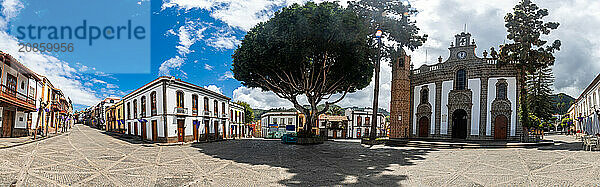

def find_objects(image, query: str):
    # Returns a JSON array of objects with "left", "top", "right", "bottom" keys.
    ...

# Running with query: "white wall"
[
  {"left": 486, "top": 77, "right": 518, "bottom": 136},
  {"left": 440, "top": 80, "right": 453, "bottom": 134},
  {"left": 412, "top": 85, "right": 420, "bottom": 135},
  {"left": 468, "top": 79, "right": 481, "bottom": 135},
  {"left": 507, "top": 77, "right": 517, "bottom": 136}
]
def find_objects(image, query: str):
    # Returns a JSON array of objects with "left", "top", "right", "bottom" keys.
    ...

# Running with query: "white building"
[
  {"left": 122, "top": 76, "right": 240, "bottom": 143},
  {"left": 571, "top": 73, "right": 600, "bottom": 134},
  {"left": 228, "top": 102, "right": 246, "bottom": 138},
  {"left": 345, "top": 108, "right": 386, "bottom": 138},
  {"left": 260, "top": 111, "right": 300, "bottom": 138}
]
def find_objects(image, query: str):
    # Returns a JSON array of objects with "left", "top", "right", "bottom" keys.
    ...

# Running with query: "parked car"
[{"left": 281, "top": 132, "right": 297, "bottom": 144}]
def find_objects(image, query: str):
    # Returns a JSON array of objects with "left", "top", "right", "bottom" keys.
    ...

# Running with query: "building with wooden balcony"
[
  {"left": 0, "top": 51, "right": 42, "bottom": 137},
  {"left": 122, "top": 76, "right": 242, "bottom": 143}
]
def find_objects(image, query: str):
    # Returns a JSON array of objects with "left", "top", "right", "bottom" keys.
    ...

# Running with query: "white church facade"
[{"left": 408, "top": 32, "right": 522, "bottom": 140}]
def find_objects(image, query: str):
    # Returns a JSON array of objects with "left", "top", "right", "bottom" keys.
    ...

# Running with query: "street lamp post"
[{"left": 370, "top": 29, "right": 383, "bottom": 140}]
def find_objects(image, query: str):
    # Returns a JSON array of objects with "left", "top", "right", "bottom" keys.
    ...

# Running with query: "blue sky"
[{"left": 1, "top": 0, "right": 599, "bottom": 111}]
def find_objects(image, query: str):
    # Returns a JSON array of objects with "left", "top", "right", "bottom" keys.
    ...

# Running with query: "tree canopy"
[
  {"left": 499, "top": 0, "right": 561, "bottom": 129},
  {"left": 232, "top": 2, "right": 373, "bottom": 134}
]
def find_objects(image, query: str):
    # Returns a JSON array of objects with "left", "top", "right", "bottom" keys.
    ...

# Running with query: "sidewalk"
[{"left": 0, "top": 131, "right": 70, "bottom": 149}]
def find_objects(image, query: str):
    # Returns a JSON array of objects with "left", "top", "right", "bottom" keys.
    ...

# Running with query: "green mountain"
[{"left": 550, "top": 93, "right": 575, "bottom": 115}]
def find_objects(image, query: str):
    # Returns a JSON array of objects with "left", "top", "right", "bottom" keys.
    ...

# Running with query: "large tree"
[
  {"left": 348, "top": 0, "right": 427, "bottom": 139},
  {"left": 235, "top": 101, "right": 254, "bottom": 124},
  {"left": 526, "top": 67, "right": 554, "bottom": 122},
  {"left": 232, "top": 2, "right": 373, "bottom": 136},
  {"left": 498, "top": 0, "right": 561, "bottom": 131}
]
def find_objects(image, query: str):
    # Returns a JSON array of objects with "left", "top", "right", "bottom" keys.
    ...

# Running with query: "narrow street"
[{"left": 0, "top": 124, "right": 599, "bottom": 186}]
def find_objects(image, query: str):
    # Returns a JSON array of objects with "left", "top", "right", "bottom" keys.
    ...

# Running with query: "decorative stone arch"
[
  {"left": 491, "top": 79, "right": 512, "bottom": 138},
  {"left": 447, "top": 89, "right": 473, "bottom": 138},
  {"left": 416, "top": 85, "right": 432, "bottom": 137}
]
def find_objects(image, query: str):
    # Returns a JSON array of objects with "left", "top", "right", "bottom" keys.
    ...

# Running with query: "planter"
[
  {"left": 296, "top": 137, "right": 325, "bottom": 145},
  {"left": 361, "top": 138, "right": 386, "bottom": 145}
]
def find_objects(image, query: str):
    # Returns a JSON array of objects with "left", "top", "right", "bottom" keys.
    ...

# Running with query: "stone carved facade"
[{"left": 390, "top": 32, "right": 522, "bottom": 141}]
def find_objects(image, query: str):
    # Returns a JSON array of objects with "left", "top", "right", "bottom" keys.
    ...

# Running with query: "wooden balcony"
[{"left": 0, "top": 84, "right": 35, "bottom": 112}]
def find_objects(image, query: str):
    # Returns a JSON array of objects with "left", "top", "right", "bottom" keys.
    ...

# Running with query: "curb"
[
  {"left": 0, "top": 131, "right": 71, "bottom": 149},
  {"left": 385, "top": 139, "right": 554, "bottom": 149}
]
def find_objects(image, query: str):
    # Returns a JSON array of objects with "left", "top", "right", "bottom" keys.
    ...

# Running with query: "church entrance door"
[
  {"left": 452, "top": 109, "right": 468, "bottom": 139},
  {"left": 494, "top": 115, "right": 508, "bottom": 140},
  {"left": 418, "top": 117, "right": 429, "bottom": 138}
]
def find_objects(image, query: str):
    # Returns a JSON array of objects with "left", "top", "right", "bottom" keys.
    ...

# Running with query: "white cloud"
[
  {"left": 159, "top": 21, "right": 207, "bottom": 77},
  {"left": 232, "top": 86, "right": 293, "bottom": 109},
  {"left": 0, "top": 0, "right": 23, "bottom": 29},
  {"left": 206, "top": 33, "right": 240, "bottom": 50},
  {"left": 162, "top": 0, "right": 306, "bottom": 31},
  {"left": 159, "top": 56, "right": 185, "bottom": 76},
  {"left": 91, "top": 78, "right": 107, "bottom": 84},
  {"left": 204, "top": 63, "right": 214, "bottom": 70},
  {"left": 203, "top": 85, "right": 222, "bottom": 94},
  {"left": 218, "top": 71, "right": 234, "bottom": 81}
]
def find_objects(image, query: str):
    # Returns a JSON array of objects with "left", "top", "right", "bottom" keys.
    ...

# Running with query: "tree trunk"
[
  {"left": 519, "top": 68, "right": 529, "bottom": 138},
  {"left": 370, "top": 38, "right": 382, "bottom": 140}
]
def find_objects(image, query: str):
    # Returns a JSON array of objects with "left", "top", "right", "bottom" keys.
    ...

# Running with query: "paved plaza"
[{"left": 0, "top": 124, "right": 599, "bottom": 186}]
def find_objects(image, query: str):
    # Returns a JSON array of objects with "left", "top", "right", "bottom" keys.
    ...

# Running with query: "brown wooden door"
[
  {"left": 152, "top": 120, "right": 157, "bottom": 141},
  {"left": 193, "top": 121, "right": 198, "bottom": 141},
  {"left": 2, "top": 110, "right": 14, "bottom": 137},
  {"left": 418, "top": 117, "right": 429, "bottom": 137},
  {"left": 204, "top": 121, "right": 209, "bottom": 141},
  {"left": 134, "top": 122, "right": 138, "bottom": 136},
  {"left": 128, "top": 123, "right": 131, "bottom": 135},
  {"left": 141, "top": 122, "right": 147, "bottom": 140},
  {"left": 177, "top": 120, "right": 185, "bottom": 142},
  {"left": 222, "top": 124, "right": 226, "bottom": 139},
  {"left": 214, "top": 122, "right": 218, "bottom": 140},
  {"left": 494, "top": 115, "right": 508, "bottom": 140}
]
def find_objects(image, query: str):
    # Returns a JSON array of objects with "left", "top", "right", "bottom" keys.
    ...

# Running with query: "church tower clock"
[{"left": 390, "top": 51, "right": 411, "bottom": 138}]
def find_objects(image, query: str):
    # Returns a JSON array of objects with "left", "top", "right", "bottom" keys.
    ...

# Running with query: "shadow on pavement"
[
  {"left": 100, "top": 131, "right": 148, "bottom": 145},
  {"left": 192, "top": 139, "right": 435, "bottom": 186},
  {"left": 535, "top": 140, "right": 583, "bottom": 151}
]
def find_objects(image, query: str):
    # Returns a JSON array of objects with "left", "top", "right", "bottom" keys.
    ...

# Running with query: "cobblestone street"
[{"left": 0, "top": 124, "right": 599, "bottom": 186}]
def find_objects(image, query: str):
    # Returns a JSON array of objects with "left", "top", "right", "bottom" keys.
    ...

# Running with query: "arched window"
[
  {"left": 176, "top": 91, "right": 184, "bottom": 108},
  {"left": 456, "top": 69, "right": 466, "bottom": 90},
  {"left": 127, "top": 102, "right": 131, "bottom": 119},
  {"left": 150, "top": 91, "right": 157, "bottom": 116},
  {"left": 222, "top": 102, "right": 225, "bottom": 115},
  {"left": 192, "top": 94, "right": 198, "bottom": 115},
  {"left": 140, "top": 96, "right": 146, "bottom": 117},
  {"left": 133, "top": 99, "right": 137, "bottom": 119},
  {"left": 497, "top": 83, "right": 507, "bottom": 99},
  {"left": 214, "top": 100, "right": 218, "bottom": 116},
  {"left": 203, "top": 97, "right": 209, "bottom": 112},
  {"left": 421, "top": 89, "right": 428, "bottom": 104}
]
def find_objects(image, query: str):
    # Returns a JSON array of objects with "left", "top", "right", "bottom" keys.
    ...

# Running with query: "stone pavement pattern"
[{"left": 0, "top": 124, "right": 599, "bottom": 186}]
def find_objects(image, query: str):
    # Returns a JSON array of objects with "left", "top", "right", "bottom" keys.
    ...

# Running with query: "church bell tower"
[{"left": 389, "top": 51, "right": 411, "bottom": 139}]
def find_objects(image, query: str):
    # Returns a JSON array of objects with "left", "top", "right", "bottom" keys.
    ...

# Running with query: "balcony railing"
[
  {"left": 203, "top": 110, "right": 211, "bottom": 116},
  {"left": 174, "top": 107, "right": 188, "bottom": 115},
  {"left": 221, "top": 113, "right": 227, "bottom": 118},
  {"left": 0, "top": 84, "right": 35, "bottom": 108},
  {"left": 192, "top": 108, "right": 198, "bottom": 116}
]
